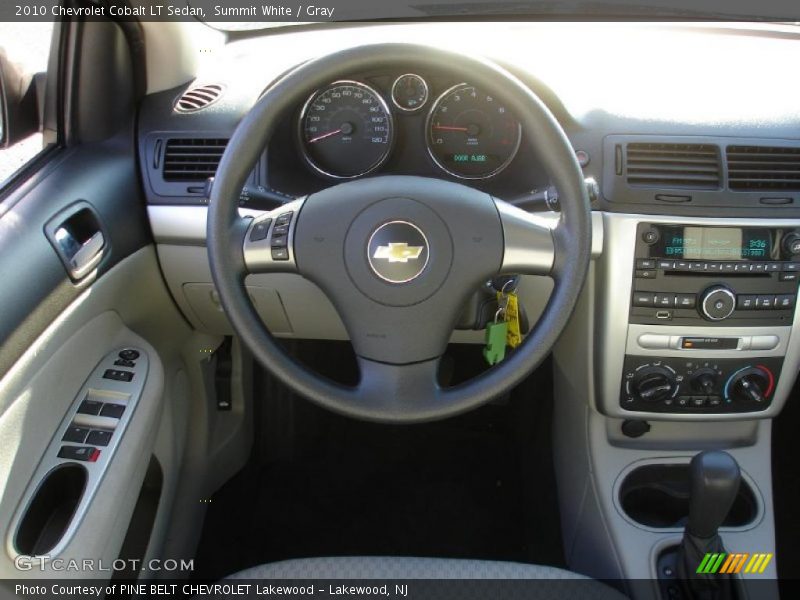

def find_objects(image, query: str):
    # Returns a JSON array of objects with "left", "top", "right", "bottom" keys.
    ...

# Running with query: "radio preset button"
[
  {"left": 766, "top": 263, "right": 780, "bottom": 272},
  {"left": 721, "top": 262, "right": 736, "bottom": 272},
  {"left": 657, "top": 260, "right": 674, "bottom": 270},
  {"left": 734, "top": 263, "right": 753, "bottom": 273},
  {"left": 775, "top": 295, "right": 796, "bottom": 309},
  {"left": 783, "top": 262, "right": 800, "bottom": 271},
  {"left": 706, "top": 263, "right": 721, "bottom": 272}
]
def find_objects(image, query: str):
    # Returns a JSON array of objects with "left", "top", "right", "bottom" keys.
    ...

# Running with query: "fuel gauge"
[{"left": 391, "top": 74, "right": 428, "bottom": 112}]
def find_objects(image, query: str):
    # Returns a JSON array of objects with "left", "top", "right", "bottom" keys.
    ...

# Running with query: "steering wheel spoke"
[
  {"left": 356, "top": 356, "right": 442, "bottom": 419},
  {"left": 242, "top": 198, "right": 305, "bottom": 274},
  {"left": 494, "top": 198, "right": 556, "bottom": 276}
]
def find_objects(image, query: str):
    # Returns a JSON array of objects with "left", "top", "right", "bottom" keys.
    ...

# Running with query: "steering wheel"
[{"left": 207, "top": 44, "right": 591, "bottom": 423}]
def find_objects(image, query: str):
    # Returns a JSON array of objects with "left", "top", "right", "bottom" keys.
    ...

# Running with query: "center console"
[{"left": 596, "top": 214, "right": 800, "bottom": 421}]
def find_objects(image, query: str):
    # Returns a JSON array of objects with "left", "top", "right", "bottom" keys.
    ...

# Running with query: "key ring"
[{"left": 494, "top": 307, "right": 506, "bottom": 323}]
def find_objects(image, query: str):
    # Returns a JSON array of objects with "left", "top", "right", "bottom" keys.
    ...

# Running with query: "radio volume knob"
[{"left": 700, "top": 286, "right": 736, "bottom": 321}]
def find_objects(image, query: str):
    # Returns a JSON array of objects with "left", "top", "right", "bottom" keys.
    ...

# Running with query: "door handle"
[{"left": 45, "top": 201, "right": 108, "bottom": 281}]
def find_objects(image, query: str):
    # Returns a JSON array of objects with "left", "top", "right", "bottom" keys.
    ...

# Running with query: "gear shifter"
[{"left": 677, "top": 450, "right": 742, "bottom": 600}]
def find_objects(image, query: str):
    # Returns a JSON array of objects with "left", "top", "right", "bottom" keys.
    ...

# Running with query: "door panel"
[{"left": 0, "top": 19, "right": 195, "bottom": 579}]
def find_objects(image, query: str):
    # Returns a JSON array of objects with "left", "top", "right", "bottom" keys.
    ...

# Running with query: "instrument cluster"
[{"left": 295, "top": 73, "right": 523, "bottom": 182}]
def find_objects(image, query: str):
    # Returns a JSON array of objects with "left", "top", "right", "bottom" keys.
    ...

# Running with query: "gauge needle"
[
  {"left": 432, "top": 125, "right": 469, "bottom": 132},
  {"left": 307, "top": 128, "right": 343, "bottom": 144}
]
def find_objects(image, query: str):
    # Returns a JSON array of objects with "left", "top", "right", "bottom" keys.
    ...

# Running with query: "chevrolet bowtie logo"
[{"left": 373, "top": 242, "right": 425, "bottom": 263}]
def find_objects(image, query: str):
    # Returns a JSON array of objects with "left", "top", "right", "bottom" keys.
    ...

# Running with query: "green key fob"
[{"left": 483, "top": 320, "right": 508, "bottom": 365}]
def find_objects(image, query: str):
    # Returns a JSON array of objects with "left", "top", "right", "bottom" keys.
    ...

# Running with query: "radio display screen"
[{"left": 657, "top": 226, "right": 773, "bottom": 261}]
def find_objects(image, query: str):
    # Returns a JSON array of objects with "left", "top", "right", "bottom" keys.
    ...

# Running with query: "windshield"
[{"left": 201, "top": 0, "right": 800, "bottom": 31}]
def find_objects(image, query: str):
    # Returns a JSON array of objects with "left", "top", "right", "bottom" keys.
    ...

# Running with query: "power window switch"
[
  {"left": 86, "top": 430, "right": 112, "bottom": 447},
  {"left": 114, "top": 359, "right": 135, "bottom": 368},
  {"left": 58, "top": 446, "right": 100, "bottom": 462},
  {"left": 78, "top": 399, "right": 103, "bottom": 415},
  {"left": 62, "top": 426, "right": 90, "bottom": 444},
  {"left": 99, "top": 403, "right": 125, "bottom": 419},
  {"left": 103, "top": 369, "right": 133, "bottom": 382}
]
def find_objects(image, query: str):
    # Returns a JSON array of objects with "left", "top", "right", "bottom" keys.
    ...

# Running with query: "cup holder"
[
  {"left": 618, "top": 463, "right": 758, "bottom": 529},
  {"left": 15, "top": 463, "right": 87, "bottom": 556}
]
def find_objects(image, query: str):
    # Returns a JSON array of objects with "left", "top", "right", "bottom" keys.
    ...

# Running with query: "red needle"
[
  {"left": 307, "top": 128, "right": 343, "bottom": 143},
  {"left": 432, "top": 125, "right": 469, "bottom": 132}
]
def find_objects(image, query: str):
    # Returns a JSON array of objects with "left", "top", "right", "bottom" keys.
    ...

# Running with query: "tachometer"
[
  {"left": 299, "top": 81, "right": 393, "bottom": 179},
  {"left": 426, "top": 83, "right": 521, "bottom": 179}
]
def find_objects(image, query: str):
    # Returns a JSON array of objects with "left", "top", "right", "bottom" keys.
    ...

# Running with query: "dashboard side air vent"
[
  {"left": 726, "top": 145, "right": 800, "bottom": 191},
  {"left": 162, "top": 138, "right": 227, "bottom": 182},
  {"left": 625, "top": 143, "right": 721, "bottom": 190},
  {"left": 174, "top": 84, "right": 224, "bottom": 113}
]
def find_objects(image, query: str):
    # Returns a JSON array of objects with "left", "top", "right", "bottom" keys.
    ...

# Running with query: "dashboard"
[{"left": 142, "top": 20, "right": 800, "bottom": 423}]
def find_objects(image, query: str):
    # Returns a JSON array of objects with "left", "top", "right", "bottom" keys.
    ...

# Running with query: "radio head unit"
[{"left": 631, "top": 223, "right": 800, "bottom": 326}]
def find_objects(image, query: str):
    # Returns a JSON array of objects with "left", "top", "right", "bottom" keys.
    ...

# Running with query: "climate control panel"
[{"left": 620, "top": 355, "right": 783, "bottom": 414}]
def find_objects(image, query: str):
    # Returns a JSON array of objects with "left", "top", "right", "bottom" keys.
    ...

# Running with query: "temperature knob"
[
  {"left": 630, "top": 365, "right": 678, "bottom": 403},
  {"left": 700, "top": 286, "right": 736, "bottom": 321},
  {"left": 725, "top": 365, "right": 775, "bottom": 404}
]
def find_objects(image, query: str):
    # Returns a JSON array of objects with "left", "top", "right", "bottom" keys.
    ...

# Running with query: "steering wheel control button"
[
  {"left": 58, "top": 446, "right": 100, "bottom": 462},
  {"left": 367, "top": 220, "right": 430, "bottom": 284},
  {"left": 700, "top": 286, "right": 736, "bottom": 321},
  {"left": 99, "top": 403, "right": 125, "bottom": 419},
  {"left": 271, "top": 248, "right": 290, "bottom": 261},
  {"left": 62, "top": 426, "right": 90, "bottom": 444},
  {"left": 249, "top": 219, "right": 272, "bottom": 242},
  {"left": 103, "top": 369, "right": 134, "bottom": 382},
  {"left": 275, "top": 212, "right": 293, "bottom": 226}
]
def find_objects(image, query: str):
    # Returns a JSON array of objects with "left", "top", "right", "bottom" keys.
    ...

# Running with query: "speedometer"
[
  {"left": 299, "top": 81, "right": 393, "bottom": 179},
  {"left": 426, "top": 83, "right": 521, "bottom": 179}
]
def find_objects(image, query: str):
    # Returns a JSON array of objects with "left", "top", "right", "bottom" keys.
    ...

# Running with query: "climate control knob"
[
  {"left": 700, "top": 285, "right": 736, "bottom": 321},
  {"left": 630, "top": 365, "right": 678, "bottom": 403},
  {"left": 725, "top": 366, "right": 774, "bottom": 404},
  {"left": 690, "top": 368, "right": 718, "bottom": 395}
]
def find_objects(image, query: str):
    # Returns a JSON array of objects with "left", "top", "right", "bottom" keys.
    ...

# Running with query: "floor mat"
[{"left": 192, "top": 343, "right": 564, "bottom": 581}]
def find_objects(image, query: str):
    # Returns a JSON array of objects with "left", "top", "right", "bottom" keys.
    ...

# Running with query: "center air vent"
[
  {"left": 626, "top": 143, "right": 721, "bottom": 190},
  {"left": 162, "top": 138, "right": 227, "bottom": 182},
  {"left": 726, "top": 145, "right": 800, "bottom": 191},
  {"left": 174, "top": 84, "right": 224, "bottom": 113}
]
